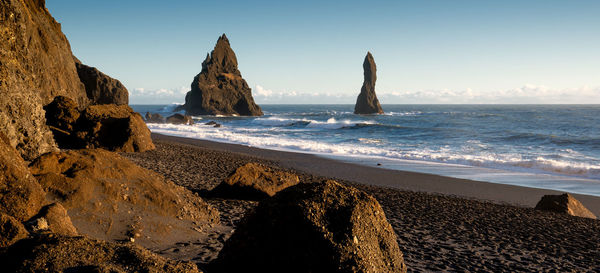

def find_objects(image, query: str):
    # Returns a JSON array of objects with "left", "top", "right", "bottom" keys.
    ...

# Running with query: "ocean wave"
[{"left": 252, "top": 117, "right": 375, "bottom": 129}]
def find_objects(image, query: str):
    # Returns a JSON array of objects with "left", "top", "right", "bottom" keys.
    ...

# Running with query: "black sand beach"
[{"left": 123, "top": 133, "right": 600, "bottom": 272}]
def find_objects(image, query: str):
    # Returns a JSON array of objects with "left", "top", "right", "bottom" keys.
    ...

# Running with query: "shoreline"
[{"left": 152, "top": 133, "right": 600, "bottom": 216}]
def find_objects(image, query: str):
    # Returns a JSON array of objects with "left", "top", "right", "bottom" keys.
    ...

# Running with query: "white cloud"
[{"left": 128, "top": 86, "right": 189, "bottom": 104}]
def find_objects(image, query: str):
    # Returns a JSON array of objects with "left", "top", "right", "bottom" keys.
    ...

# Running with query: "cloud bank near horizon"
[{"left": 128, "top": 84, "right": 600, "bottom": 105}]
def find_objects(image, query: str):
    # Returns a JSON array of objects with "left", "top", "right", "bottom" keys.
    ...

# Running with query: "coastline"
[{"left": 151, "top": 133, "right": 600, "bottom": 216}]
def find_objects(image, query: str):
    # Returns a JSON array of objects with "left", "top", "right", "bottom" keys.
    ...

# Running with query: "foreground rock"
[
  {"left": 211, "top": 163, "right": 299, "bottom": 200},
  {"left": 74, "top": 57, "right": 129, "bottom": 105},
  {"left": 182, "top": 34, "right": 263, "bottom": 116},
  {"left": 213, "top": 180, "right": 406, "bottom": 273},
  {"left": 354, "top": 52, "right": 383, "bottom": 115},
  {"left": 28, "top": 203, "right": 78, "bottom": 236},
  {"left": 0, "top": 0, "right": 89, "bottom": 160},
  {"left": 0, "top": 213, "right": 29, "bottom": 248},
  {"left": 44, "top": 96, "right": 155, "bottom": 152},
  {"left": 145, "top": 112, "right": 165, "bottom": 123},
  {"left": 0, "top": 234, "right": 202, "bottom": 273},
  {"left": 535, "top": 193, "right": 597, "bottom": 219},
  {"left": 0, "top": 132, "right": 45, "bottom": 221},
  {"left": 166, "top": 113, "right": 194, "bottom": 125},
  {"left": 29, "top": 149, "right": 219, "bottom": 248}
]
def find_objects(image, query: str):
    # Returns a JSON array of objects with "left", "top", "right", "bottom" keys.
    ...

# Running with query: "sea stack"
[
  {"left": 354, "top": 52, "right": 384, "bottom": 114},
  {"left": 182, "top": 34, "right": 263, "bottom": 116}
]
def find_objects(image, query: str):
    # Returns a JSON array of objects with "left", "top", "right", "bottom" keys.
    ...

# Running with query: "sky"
[{"left": 47, "top": 0, "right": 600, "bottom": 104}]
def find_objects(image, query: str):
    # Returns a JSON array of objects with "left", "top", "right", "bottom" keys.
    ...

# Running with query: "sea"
[{"left": 131, "top": 104, "right": 600, "bottom": 197}]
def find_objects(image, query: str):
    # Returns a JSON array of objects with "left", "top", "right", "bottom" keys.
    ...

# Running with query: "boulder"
[
  {"left": 166, "top": 113, "right": 194, "bottom": 125},
  {"left": 29, "top": 149, "right": 219, "bottom": 248},
  {"left": 182, "top": 34, "right": 263, "bottom": 116},
  {"left": 145, "top": 112, "right": 165, "bottom": 123},
  {"left": 0, "top": 213, "right": 29, "bottom": 248},
  {"left": 0, "top": 0, "right": 88, "bottom": 160},
  {"left": 74, "top": 57, "right": 129, "bottom": 105},
  {"left": 44, "top": 96, "right": 80, "bottom": 132},
  {"left": 0, "top": 132, "right": 45, "bottom": 221},
  {"left": 30, "top": 203, "right": 78, "bottom": 236},
  {"left": 210, "top": 163, "right": 299, "bottom": 200},
  {"left": 354, "top": 52, "right": 384, "bottom": 115},
  {"left": 0, "top": 234, "right": 202, "bottom": 273},
  {"left": 74, "top": 104, "right": 155, "bottom": 152},
  {"left": 535, "top": 193, "right": 596, "bottom": 219},
  {"left": 213, "top": 180, "right": 406, "bottom": 273}
]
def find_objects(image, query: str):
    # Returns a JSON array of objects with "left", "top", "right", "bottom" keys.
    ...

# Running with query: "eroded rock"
[
  {"left": 535, "top": 193, "right": 597, "bottom": 219},
  {"left": 210, "top": 163, "right": 299, "bottom": 200},
  {"left": 166, "top": 113, "right": 194, "bottom": 125},
  {"left": 145, "top": 112, "right": 165, "bottom": 123},
  {"left": 31, "top": 203, "right": 78, "bottom": 236},
  {"left": 74, "top": 57, "right": 129, "bottom": 105},
  {"left": 354, "top": 52, "right": 383, "bottom": 115},
  {"left": 213, "top": 180, "right": 406, "bottom": 273},
  {"left": 0, "top": 213, "right": 29, "bottom": 248}
]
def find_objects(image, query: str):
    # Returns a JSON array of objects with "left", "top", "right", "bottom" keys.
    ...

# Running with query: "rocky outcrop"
[
  {"left": 166, "top": 113, "right": 194, "bottom": 125},
  {"left": 29, "top": 203, "right": 78, "bottom": 236},
  {"left": 210, "top": 163, "right": 300, "bottom": 200},
  {"left": 0, "top": 132, "right": 45, "bottom": 222},
  {"left": 535, "top": 193, "right": 597, "bottom": 219},
  {"left": 74, "top": 57, "right": 129, "bottom": 105},
  {"left": 354, "top": 52, "right": 383, "bottom": 115},
  {"left": 213, "top": 180, "right": 406, "bottom": 273},
  {"left": 182, "top": 34, "right": 263, "bottom": 116},
  {"left": 145, "top": 112, "right": 165, "bottom": 123},
  {"left": 0, "top": 0, "right": 90, "bottom": 160},
  {"left": 0, "top": 234, "right": 202, "bottom": 273},
  {"left": 45, "top": 97, "right": 155, "bottom": 152},
  {"left": 0, "top": 213, "right": 29, "bottom": 248},
  {"left": 29, "top": 149, "right": 219, "bottom": 248}
]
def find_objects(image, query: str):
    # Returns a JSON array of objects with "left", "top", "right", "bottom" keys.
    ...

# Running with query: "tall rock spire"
[
  {"left": 183, "top": 34, "right": 263, "bottom": 116},
  {"left": 354, "top": 52, "right": 384, "bottom": 114}
]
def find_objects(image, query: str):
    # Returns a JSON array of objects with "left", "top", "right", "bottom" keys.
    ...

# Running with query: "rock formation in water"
[
  {"left": 535, "top": 193, "right": 596, "bottom": 219},
  {"left": 74, "top": 57, "right": 129, "bottom": 105},
  {"left": 213, "top": 180, "right": 406, "bottom": 273},
  {"left": 166, "top": 113, "right": 194, "bottom": 125},
  {"left": 0, "top": 0, "right": 89, "bottom": 160},
  {"left": 145, "top": 112, "right": 165, "bottom": 123},
  {"left": 354, "top": 52, "right": 384, "bottom": 115},
  {"left": 182, "top": 34, "right": 263, "bottom": 116}
]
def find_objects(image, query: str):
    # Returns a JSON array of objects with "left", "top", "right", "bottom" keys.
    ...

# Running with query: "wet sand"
[{"left": 123, "top": 133, "right": 600, "bottom": 272}]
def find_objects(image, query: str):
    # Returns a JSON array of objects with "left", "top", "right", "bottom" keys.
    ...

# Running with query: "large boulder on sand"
[
  {"left": 74, "top": 57, "right": 129, "bottom": 105},
  {"left": 182, "top": 34, "right": 263, "bottom": 116},
  {"left": 210, "top": 163, "right": 300, "bottom": 200},
  {"left": 0, "top": 132, "right": 45, "bottom": 221},
  {"left": 535, "top": 193, "right": 597, "bottom": 219},
  {"left": 28, "top": 203, "right": 78, "bottom": 236},
  {"left": 0, "top": 213, "right": 29, "bottom": 248},
  {"left": 29, "top": 149, "right": 219, "bottom": 248},
  {"left": 354, "top": 52, "right": 383, "bottom": 115},
  {"left": 0, "top": 234, "right": 202, "bottom": 273},
  {"left": 213, "top": 180, "right": 406, "bottom": 273},
  {"left": 166, "top": 113, "right": 194, "bottom": 125}
]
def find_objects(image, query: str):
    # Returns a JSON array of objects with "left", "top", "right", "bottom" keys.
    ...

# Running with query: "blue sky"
[{"left": 47, "top": 0, "right": 600, "bottom": 104}]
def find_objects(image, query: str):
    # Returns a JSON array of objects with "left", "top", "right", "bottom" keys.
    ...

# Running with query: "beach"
[{"left": 123, "top": 133, "right": 600, "bottom": 272}]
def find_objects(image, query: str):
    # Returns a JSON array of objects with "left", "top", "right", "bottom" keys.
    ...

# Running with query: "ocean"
[{"left": 131, "top": 104, "right": 600, "bottom": 196}]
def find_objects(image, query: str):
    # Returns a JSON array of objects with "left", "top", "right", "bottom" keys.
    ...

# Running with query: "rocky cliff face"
[
  {"left": 183, "top": 34, "right": 263, "bottom": 116},
  {"left": 0, "top": 0, "right": 88, "bottom": 160},
  {"left": 354, "top": 52, "right": 384, "bottom": 115},
  {"left": 74, "top": 57, "right": 129, "bottom": 105}
]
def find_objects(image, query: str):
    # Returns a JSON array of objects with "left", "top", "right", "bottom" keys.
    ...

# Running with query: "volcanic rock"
[
  {"left": 74, "top": 104, "right": 155, "bottom": 152},
  {"left": 28, "top": 149, "right": 219, "bottom": 248},
  {"left": 211, "top": 163, "right": 299, "bottom": 200},
  {"left": 166, "top": 113, "right": 194, "bottom": 125},
  {"left": 0, "top": 0, "right": 89, "bottom": 160},
  {"left": 213, "top": 180, "right": 406, "bottom": 273},
  {"left": 29, "top": 203, "right": 78, "bottom": 236},
  {"left": 0, "top": 132, "right": 45, "bottom": 221},
  {"left": 0, "top": 234, "right": 202, "bottom": 273},
  {"left": 145, "top": 112, "right": 165, "bottom": 123},
  {"left": 74, "top": 57, "right": 129, "bottom": 105},
  {"left": 44, "top": 96, "right": 80, "bottom": 132},
  {"left": 182, "top": 34, "right": 263, "bottom": 116},
  {"left": 354, "top": 52, "right": 383, "bottom": 115},
  {"left": 0, "top": 213, "right": 29, "bottom": 248},
  {"left": 535, "top": 193, "right": 596, "bottom": 219}
]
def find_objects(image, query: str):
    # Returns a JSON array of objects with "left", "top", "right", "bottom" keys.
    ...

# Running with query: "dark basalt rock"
[
  {"left": 145, "top": 112, "right": 165, "bottom": 123},
  {"left": 74, "top": 57, "right": 129, "bottom": 105},
  {"left": 213, "top": 180, "right": 406, "bottom": 273},
  {"left": 182, "top": 34, "right": 263, "bottom": 116},
  {"left": 354, "top": 52, "right": 384, "bottom": 115},
  {"left": 166, "top": 113, "right": 194, "bottom": 125},
  {"left": 535, "top": 193, "right": 596, "bottom": 219}
]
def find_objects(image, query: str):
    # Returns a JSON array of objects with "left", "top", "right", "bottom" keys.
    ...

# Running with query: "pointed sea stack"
[
  {"left": 182, "top": 34, "right": 263, "bottom": 116},
  {"left": 354, "top": 52, "right": 384, "bottom": 114}
]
